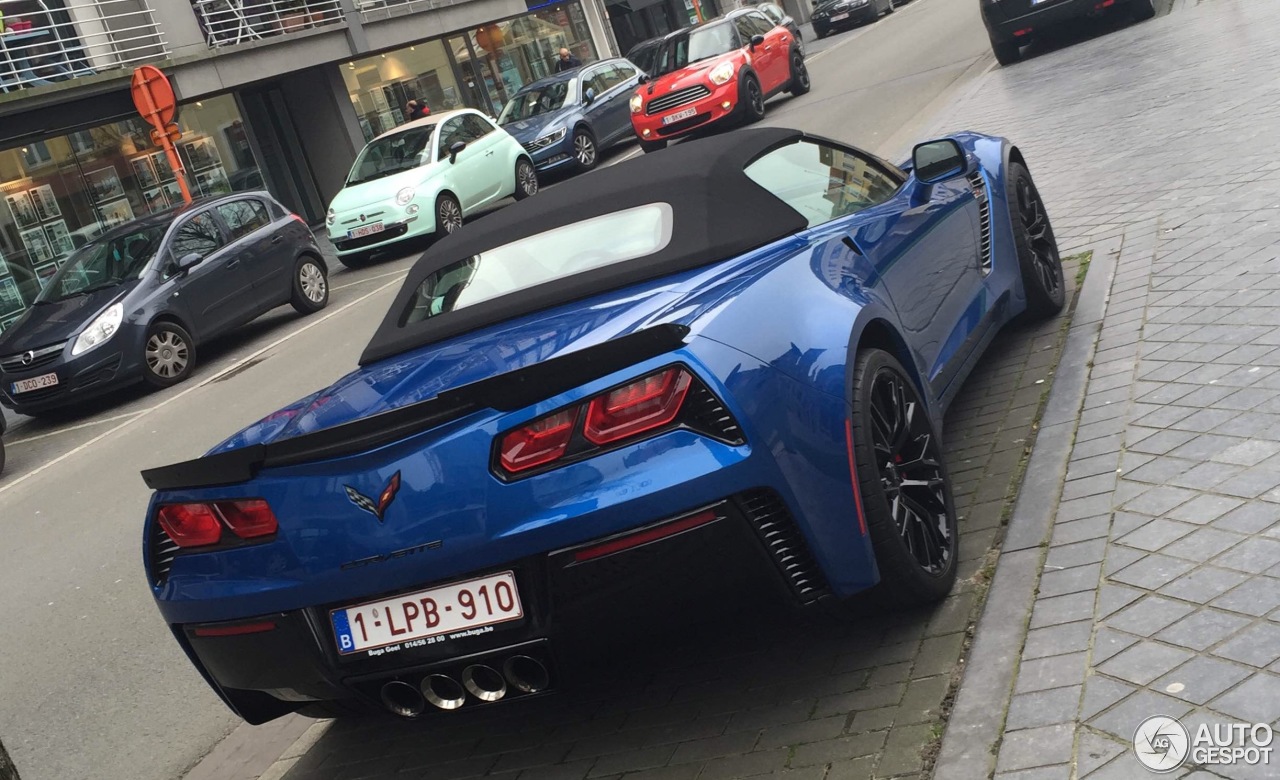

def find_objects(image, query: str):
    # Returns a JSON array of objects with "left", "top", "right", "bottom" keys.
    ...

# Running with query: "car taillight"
[
  {"left": 155, "top": 499, "right": 278, "bottom": 548},
  {"left": 157, "top": 503, "right": 223, "bottom": 548},
  {"left": 584, "top": 367, "right": 692, "bottom": 445},
  {"left": 495, "top": 366, "right": 703, "bottom": 478},
  {"left": 499, "top": 407, "right": 579, "bottom": 474},
  {"left": 219, "top": 499, "right": 279, "bottom": 539}
]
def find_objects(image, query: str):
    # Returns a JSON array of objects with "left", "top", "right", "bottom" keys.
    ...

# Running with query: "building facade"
[{"left": 0, "top": 0, "right": 620, "bottom": 332}]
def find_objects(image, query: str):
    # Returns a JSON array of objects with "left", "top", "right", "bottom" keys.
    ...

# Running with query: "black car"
[
  {"left": 0, "top": 411, "right": 6, "bottom": 475},
  {"left": 625, "top": 32, "right": 674, "bottom": 75},
  {"left": 731, "top": 2, "right": 804, "bottom": 49},
  {"left": 981, "top": 0, "right": 1156, "bottom": 65},
  {"left": 0, "top": 193, "right": 329, "bottom": 416},
  {"left": 811, "top": 0, "right": 894, "bottom": 39}
]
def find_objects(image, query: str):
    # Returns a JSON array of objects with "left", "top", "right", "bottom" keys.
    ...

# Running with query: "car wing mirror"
[
  {"left": 449, "top": 141, "right": 467, "bottom": 163},
  {"left": 177, "top": 252, "right": 204, "bottom": 273},
  {"left": 911, "top": 139, "right": 967, "bottom": 184},
  {"left": 750, "top": 34, "right": 766, "bottom": 49},
  {"left": 637, "top": 73, "right": 650, "bottom": 84},
  {"left": 583, "top": 87, "right": 596, "bottom": 105}
]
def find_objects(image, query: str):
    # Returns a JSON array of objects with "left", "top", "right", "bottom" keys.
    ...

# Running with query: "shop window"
[{"left": 217, "top": 199, "right": 270, "bottom": 241}]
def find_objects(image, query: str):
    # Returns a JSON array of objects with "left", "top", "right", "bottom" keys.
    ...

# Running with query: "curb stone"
[{"left": 933, "top": 235, "right": 1122, "bottom": 779}]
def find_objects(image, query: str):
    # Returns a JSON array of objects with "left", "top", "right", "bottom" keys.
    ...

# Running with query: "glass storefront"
[
  {"left": 0, "top": 95, "right": 263, "bottom": 332},
  {"left": 341, "top": 1, "right": 598, "bottom": 141}
]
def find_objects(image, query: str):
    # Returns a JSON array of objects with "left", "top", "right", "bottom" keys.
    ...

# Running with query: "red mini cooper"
[{"left": 629, "top": 10, "right": 809, "bottom": 152}]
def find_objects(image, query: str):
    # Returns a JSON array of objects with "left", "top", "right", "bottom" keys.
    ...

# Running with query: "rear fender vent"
[
  {"left": 738, "top": 489, "right": 831, "bottom": 603},
  {"left": 685, "top": 381, "right": 745, "bottom": 445},
  {"left": 967, "top": 171, "right": 992, "bottom": 274},
  {"left": 149, "top": 522, "right": 179, "bottom": 586}
]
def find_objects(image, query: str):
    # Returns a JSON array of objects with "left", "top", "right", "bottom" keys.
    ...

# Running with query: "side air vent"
[
  {"left": 739, "top": 489, "right": 831, "bottom": 603},
  {"left": 685, "top": 381, "right": 746, "bottom": 445},
  {"left": 148, "top": 522, "right": 180, "bottom": 586},
  {"left": 968, "top": 171, "right": 992, "bottom": 274}
]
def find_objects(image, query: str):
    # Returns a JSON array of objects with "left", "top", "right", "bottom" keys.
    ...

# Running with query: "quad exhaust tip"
[
  {"left": 462, "top": 664, "right": 507, "bottom": 702},
  {"left": 421, "top": 673, "right": 466, "bottom": 710},
  {"left": 503, "top": 655, "right": 549, "bottom": 694},
  {"left": 380, "top": 680, "right": 426, "bottom": 718}
]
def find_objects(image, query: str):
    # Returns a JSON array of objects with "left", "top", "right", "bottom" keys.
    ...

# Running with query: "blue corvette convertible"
[{"left": 141, "top": 126, "right": 1063, "bottom": 723}]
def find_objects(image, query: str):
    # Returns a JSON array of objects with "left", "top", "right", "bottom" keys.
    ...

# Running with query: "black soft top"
[{"left": 360, "top": 126, "right": 809, "bottom": 365}]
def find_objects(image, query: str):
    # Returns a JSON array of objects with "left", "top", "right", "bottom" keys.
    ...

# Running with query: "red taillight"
[
  {"left": 157, "top": 503, "right": 223, "bottom": 548},
  {"left": 500, "top": 407, "right": 580, "bottom": 473},
  {"left": 192, "top": 621, "right": 277, "bottom": 638},
  {"left": 584, "top": 368, "right": 692, "bottom": 445},
  {"left": 219, "top": 499, "right": 278, "bottom": 539}
]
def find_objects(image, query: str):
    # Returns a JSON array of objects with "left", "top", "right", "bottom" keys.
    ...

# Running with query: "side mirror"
[
  {"left": 177, "top": 252, "right": 204, "bottom": 272},
  {"left": 911, "top": 139, "right": 967, "bottom": 184},
  {"left": 583, "top": 87, "right": 596, "bottom": 105},
  {"left": 449, "top": 141, "right": 467, "bottom": 163},
  {"left": 637, "top": 73, "right": 650, "bottom": 84},
  {"left": 750, "top": 34, "right": 766, "bottom": 48}
]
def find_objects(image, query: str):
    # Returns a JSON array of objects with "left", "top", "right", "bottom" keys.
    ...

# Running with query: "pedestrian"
[
  {"left": 554, "top": 47, "right": 581, "bottom": 72},
  {"left": 404, "top": 100, "right": 430, "bottom": 121}
]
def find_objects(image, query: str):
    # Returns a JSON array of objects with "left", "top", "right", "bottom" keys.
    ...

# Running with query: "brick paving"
[{"left": 926, "top": 1, "right": 1280, "bottom": 778}]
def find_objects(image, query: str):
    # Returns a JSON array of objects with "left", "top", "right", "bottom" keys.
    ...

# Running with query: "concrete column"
[{"left": 580, "top": 0, "right": 620, "bottom": 58}]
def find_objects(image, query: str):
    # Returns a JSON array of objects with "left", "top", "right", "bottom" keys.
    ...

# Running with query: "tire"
[
  {"left": 1007, "top": 162, "right": 1065, "bottom": 318},
  {"left": 513, "top": 158, "right": 539, "bottom": 200},
  {"left": 435, "top": 192, "right": 463, "bottom": 236},
  {"left": 640, "top": 139, "right": 667, "bottom": 154},
  {"left": 142, "top": 321, "right": 196, "bottom": 389},
  {"left": 739, "top": 74, "right": 766, "bottom": 124},
  {"left": 336, "top": 251, "right": 370, "bottom": 269},
  {"left": 1130, "top": 0, "right": 1156, "bottom": 21},
  {"left": 788, "top": 54, "right": 811, "bottom": 96},
  {"left": 290, "top": 256, "right": 329, "bottom": 314},
  {"left": 992, "top": 37, "right": 1021, "bottom": 65},
  {"left": 572, "top": 128, "right": 598, "bottom": 171},
  {"left": 849, "top": 349, "right": 959, "bottom": 607}
]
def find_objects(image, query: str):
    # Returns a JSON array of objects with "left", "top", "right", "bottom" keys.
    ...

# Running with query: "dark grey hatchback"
[{"left": 0, "top": 193, "right": 329, "bottom": 416}]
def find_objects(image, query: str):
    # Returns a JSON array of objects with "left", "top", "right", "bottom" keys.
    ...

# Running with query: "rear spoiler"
[{"left": 140, "top": 324, "right": 690, "bottom": 491}]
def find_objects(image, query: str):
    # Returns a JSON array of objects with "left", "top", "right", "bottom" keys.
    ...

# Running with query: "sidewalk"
[{"left": 928, "top": 1, "right": 1280, "bottom": 778}]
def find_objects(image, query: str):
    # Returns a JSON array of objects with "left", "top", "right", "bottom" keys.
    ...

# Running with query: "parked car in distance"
[
  {"left": 981, "top": 0, "right": 1156, "bottom": 65},
  {"left": 630, "top": 11, "right": 808, "bottom": 152},
  {"left": 811, "top": 0, "right": 894, "bottom": 39},
  {"left": 625, "top": 33, "right": 672, "bottom": 75},
  {"left": 733, "top": 1, "right": 803, "bottom": 50},
  {"left": 0, "top": 194, "right": 329, "bottom": 416},
  {"left": 498, "top": 58, "right": 643, "bottom": 174},
  {"left": 327, "top": 109, "right": 539, "bottom": 267}
]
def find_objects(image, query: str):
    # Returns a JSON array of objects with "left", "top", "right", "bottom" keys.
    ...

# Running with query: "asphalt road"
[{"left": 0, "top": 1, "right": 1017, "bottom": 777}]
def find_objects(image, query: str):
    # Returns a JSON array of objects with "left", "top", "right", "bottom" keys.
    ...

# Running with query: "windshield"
[
  {"left": 401, "top": 203, "right": 674, "bottom": 325},
  {"left": 499, "top": 81, "right": 574, "bottom": 124},
  {"left": 346, "top": 124, "right": 436, "bottom": 185},
  {"left": 654, "top": 23, "right": 738, "bottom": 76},
  {"left": 36, "top": 224, "right": 167, "bottom": 303}
]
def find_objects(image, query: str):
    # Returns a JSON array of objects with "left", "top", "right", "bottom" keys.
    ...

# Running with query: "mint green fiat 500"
[{"left": 327, "top": 109, "right": 539, "bottom": 267}]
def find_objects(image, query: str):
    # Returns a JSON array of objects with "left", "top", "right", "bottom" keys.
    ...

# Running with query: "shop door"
[
  {"left": 238, "top": 86, "right": 326, "bottom": 223},
  {"left": 448, "top": 35, "right": 499, "bottom": 117}
]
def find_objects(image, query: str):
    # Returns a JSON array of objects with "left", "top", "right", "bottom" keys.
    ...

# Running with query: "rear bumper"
[
  {"left": 813, "top": 2, "right": 880, "bottom": 34},
  {"left": 174, "top": 490, "right": 837, "bottom": 722},
  {"left": 982, "top": 0, "right": 1109, "bottom": 41}
]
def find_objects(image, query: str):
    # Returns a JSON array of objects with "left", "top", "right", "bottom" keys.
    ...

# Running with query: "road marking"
[
  {"left": 7, "top": 411, "right": 145, "bottom": 446},
  {"left": 0, "top": 277, "right": 404, "bottom": 498},
  {"left": 332, "top": 267, "right": 410, "bottom": 291}
]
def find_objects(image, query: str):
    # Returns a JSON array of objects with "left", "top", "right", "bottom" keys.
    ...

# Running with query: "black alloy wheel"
[
  {"left": 741, "top": 75, "right": 766, "bottom": 124},
  {"left": 789, "top": 55, "right": 811, "bottom": 96},
  {"left": 1007, "top": 162, "right": 1065, "bottom": 317},
  {"left": 573, "top": 129, "right": 598, "bottom": 170},
  {"left": 849, "top": 349, "right": 958, "bottom": 606},
  {"left": 143, "top": 321, "right": 196, "bottom": 389}
]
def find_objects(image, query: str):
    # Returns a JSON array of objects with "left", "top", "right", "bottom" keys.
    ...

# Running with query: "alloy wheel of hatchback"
[
  {"left": 742, "top": 76, "right": 766, "bottom": 123},
  {"left": 143, "top": 323, "right": 195, "bottom": 388},
  {"left": 300, "top": 262, "right": 326, "bottom": 303},
  {"left": 573, "top": 131, "right": 598, "bottom": 169},
  {"left": 436, "top": 193, "right": 463, "bottom": 235},
  {"left": 514, "top": 159, "right": 539, "bottom": 200}
]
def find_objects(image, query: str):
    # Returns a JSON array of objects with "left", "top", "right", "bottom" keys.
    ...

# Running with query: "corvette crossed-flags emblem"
[{"left": 344, "top": 471, "right": 401, "bottom": 522}]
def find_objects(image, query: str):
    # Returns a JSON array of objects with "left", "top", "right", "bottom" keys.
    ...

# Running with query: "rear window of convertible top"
[{"left": 400, "top": 203, "right": 675, "bottom": 326}]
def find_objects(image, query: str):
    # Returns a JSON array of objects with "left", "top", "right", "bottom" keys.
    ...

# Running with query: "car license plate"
[
  {"left": 829, "top": 12, "right": 849, "bottom": 21},
  {"left": 11, "top": 372, "right": 58, "bottom": 394},
  {"left": 347, "top": 222, "right": 384, "bottom": 239},
  {"left": 662, "top": 107, "right": 698, "bottom": 125},
  {"left": 330, "top": 571, "right": 523, "bottom": 655}
]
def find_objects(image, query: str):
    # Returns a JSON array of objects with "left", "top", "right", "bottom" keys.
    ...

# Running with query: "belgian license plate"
[
  {"left": 347, "top": 222, "right": 384, "bottom": 239},
  {"left": 330, "top": 571, "right": 523, "bottom": 655},
  {"left": 11, "top": 372, "right": 58, "bottom": 394},
  {"left": 829, "top": 12, "right": 849, "bottom": 21},
  {"left": 663, "top": 107, "right": 697, "bottom": 125}
]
